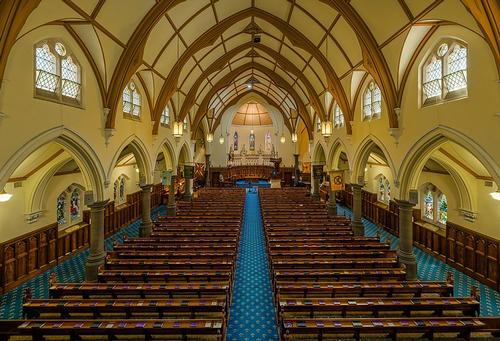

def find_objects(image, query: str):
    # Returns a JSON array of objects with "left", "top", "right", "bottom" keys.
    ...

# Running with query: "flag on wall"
[{"left": 329, "top": 170, "right": 344, "bottom": 191}]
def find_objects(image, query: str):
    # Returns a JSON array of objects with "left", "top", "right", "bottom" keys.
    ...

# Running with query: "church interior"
[{"left": 0, "top": 0, "right": 500, "bottom": 340}]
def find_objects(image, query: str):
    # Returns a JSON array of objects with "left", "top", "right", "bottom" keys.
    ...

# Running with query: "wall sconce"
[
  {"left": 0, "top": 188, "right": 13, "bottom": 202},
  {"left": 321, "top": 121, "right": 332, "bottom": 138},
  {"left": 173, "top": 122, "right": 183, "bottom": 138},
  {"left": 206, "top": 133, "right": 214, "bottom": 143},
  {"left": 291, "top": 133, "right": 298, "bottom": 143}
]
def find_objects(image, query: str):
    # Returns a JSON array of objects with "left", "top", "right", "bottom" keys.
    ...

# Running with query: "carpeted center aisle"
[{"left": 227, "top": 189, "right": 279, "bottom": 341}]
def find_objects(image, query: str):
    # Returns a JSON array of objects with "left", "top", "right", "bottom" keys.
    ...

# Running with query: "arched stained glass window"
[
  {"left": 265, "top": 132, "right": 272, "bottom": 153},
  {"left": 183, "top": 117, "right": 188, "bottom": 130},
  {"left": 35, "top": 41, "right": 81, "bottom": 103},
  {"left": 61, "top": 56, "right": 79, "bottom": 98},
  {"left": 423, "top": 189, "right": 434, "bottom": 220},
  {"left": 333, "top": 104, "right": 344, "bottom": 128},
  {"left": 233, "top": 131, "right": 239, "bottom": 151},
  {"left": 161, "top": 107, "right": 170, "bottom": 126},
  {"left": 123, "top": 82, "right": 141, "bottom": 117},
  {"left": 377, "top": 175, "right": 391, "bottom": 204},
  {"left": 119, "top": 177, "right": 126, "bottom": 202},
  {"left": 437, "top": 193, "right": 448, "bottom": 225},
  {"left": 422, "top": 41, "right": 468, "bottom": 105},
  {"left": 362, "top": 81, "right": 382, "bottom": 120},
  {"left": 57, "top": 193, "right": 66, "bottom": 225},
  {"left": 113, "top": 180, "right": 118, "bottom": 201},
  {"left": 35, "top": 44, "right": 58, "bottom": 93},
  {"left": 70, "top": 189, "right": 80, "bottom": 221},
  {"left": 317, "top": 117, "right": 321, "bottom": 132}
]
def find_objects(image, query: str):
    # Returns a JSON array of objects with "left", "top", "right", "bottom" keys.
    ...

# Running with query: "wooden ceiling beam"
[
  {"left": 192, "top": 62, "right": 313, "bottom": 138},
  {"left": 150, "top": 8, "right": 350, "bottom": 136},
  {"left": 461, "top": 0, "right": 500, "bottom": 78},
  {"left": 0, "top": 0, "right": 41, "bottom": 90}
]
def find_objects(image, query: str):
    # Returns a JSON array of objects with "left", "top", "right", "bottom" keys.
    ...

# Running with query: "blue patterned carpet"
[
  {"left": 336, "top": 204, "right": 500, "bottom": 317},
  {"left": 227, "top": 189, "right": 279, "bottom": 341},
  {"left": 0, "top": 206, "right": 165, "bottom": 319}
]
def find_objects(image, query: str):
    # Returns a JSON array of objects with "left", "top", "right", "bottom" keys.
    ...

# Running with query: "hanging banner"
[
  {"left": 329, "top": 170, "right": 344, "bottom": 191},
  {"left": 162, "top": 170, "right": 172, "bottom": 186},
  {"left": 312, "top": 165, "right": 323, "bottom": 179}
]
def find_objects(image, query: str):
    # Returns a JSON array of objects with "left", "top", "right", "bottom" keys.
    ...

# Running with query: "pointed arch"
[
  {"left": 0, "top": 126, "right": 106, "bottom": 201},
  {"left": 327, "top": 138, "right": 352, "bottom": 171},
  {"left": 397, "top": 125, "right": 500, "bottom": 201},
  {"left": 107, "top": 135, "right": 153, "bottom": 186},
  {"left": 351, "top": 135, "right": 397, "bottom": 185}
]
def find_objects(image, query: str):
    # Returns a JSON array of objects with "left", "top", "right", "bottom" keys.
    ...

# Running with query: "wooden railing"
[
  {"left": 339, "top": 186, "right": 500, "bottom": 290},
  {"left": 0, "top": 183, "right": 163, "bottom": 294}
]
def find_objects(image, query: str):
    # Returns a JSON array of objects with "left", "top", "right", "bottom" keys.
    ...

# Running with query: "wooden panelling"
[
  {"left": 0, "top": 184, "right": 164, "bottom": 293},
  {"left": 340, "top": 188, "right": 500, "bottom": 290}
]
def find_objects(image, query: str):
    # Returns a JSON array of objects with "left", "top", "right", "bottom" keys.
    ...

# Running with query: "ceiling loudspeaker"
[{"left": 253, "top": 34, "right": 261, "bottom": 43}]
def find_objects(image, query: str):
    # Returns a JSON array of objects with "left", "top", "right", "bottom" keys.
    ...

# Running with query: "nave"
[{"left": 1, "top": 188, "right": 500, "bottom": 340}]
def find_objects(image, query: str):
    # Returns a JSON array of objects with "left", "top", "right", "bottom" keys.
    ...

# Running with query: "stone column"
[
  {"left": 139, "top": 184, "right": 153, "bottom": 237},
  {"left": 293, "top": 154, "right": 300, "bottom": 186},
  {"left": 167, "top": 175, "right": 176, "bottom": 216},
  {"left": 311, "top": 164, "right": 321, "bottom": 201},
  {"left": 327, "top": 187, "right": 337, "bottom": 215},
  {"left": 85, "top": 200, "right": 109, "bottom": 282},
  {"left": 351, "top": 183, "right": 364, "bottom": 236},
  {"left": 205, "top": 154, "right": 211, "bottom": 187},
  {"left": 396, "top": 199, "right": 417, "bottom": 280},
  {"left": 184, "top": 164, "right": 194, "bottom": 200}
]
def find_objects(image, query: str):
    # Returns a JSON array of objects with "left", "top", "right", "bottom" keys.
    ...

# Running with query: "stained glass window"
[
  {"left": 119, "top": 177, "right": 125, "bottom": 202},
  {"left": 333, "top": 104, "right": 344, "bottom": 128},
  {"left": 317, "top": 117, "right": 321, "bottom": 132},
  {"left": 445, "top": 45, "right": 467, "bottom": 92},
  {"left": 437, "top": 193, "right": 448, "bottom": 225},
  {"left": 35, "top": 44, "right": 58, "bottom": 93},
  {"left": 70, "top": 189, "right": 80, "bottom": 221},
  {"left": 423, "top": 57, "right": 442, "bottom": 99},
  {"left": 363, "top": 81, "right": 381, "bottom": 120},
  {"left": 123, "top": 82, "right": 141, "bottom": 116},
  {"left": 113, "top": 180, "right": 118, "bottom": 201},
  {"left": 161, "top": 107, "right": 170, "bottom": 126},
  {"left": 183, "top": 117, "right": 188, "bottom": 130},
  {"left": 61, "top": 56, "right": 80, "bottom": 99},
  {"left": 57, "top": 193, "right": 66, "bottom": 225},
  {"left": 233, "top": 131, "right": 239, "bottom": 151},
  {"left": 265, "top": 132, "right": 272, "bottom": 152},
  {"left": 422, "top": 41, "right": 467, "bottom": 104},
  {"left": 423, "top": 190, "right": 434, "bottom": 220},
  {"left": 378, "top": 177, "right": 386, "bottom": 202},
  {"left": 35, "top": 41, "right": 81, "bottom": 102}
]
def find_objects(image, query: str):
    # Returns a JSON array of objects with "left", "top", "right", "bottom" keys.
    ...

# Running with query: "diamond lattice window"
[
  {"left": 35, "top": 41, "right": 81, "bottom": 103},
  {"left": 422, "top": 41, "right": 468, "bottom": 105}
]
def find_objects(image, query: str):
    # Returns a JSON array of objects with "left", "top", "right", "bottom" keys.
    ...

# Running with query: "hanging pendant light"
[
  {"left": 280, "top": 133, "right": 286, "bottom": 144},
  {"left": 219, "top": 133, "right": 225, "bottom": 144},
  {"left": 206, "top": 132, "right": 214, "bottom": 143},
  {"left": 291, "top": 132, "right": 298, "bottom": 143},
  {"left": 321, "top": 121, "right": 332, "bottom": 138},
  {"left": 173, "top": 121, "right": 183, "bottom": 138}
]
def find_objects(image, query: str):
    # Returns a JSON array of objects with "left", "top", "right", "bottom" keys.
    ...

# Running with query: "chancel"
[{"left": 0, "top": 0, "right": 500, "bottom": 340}]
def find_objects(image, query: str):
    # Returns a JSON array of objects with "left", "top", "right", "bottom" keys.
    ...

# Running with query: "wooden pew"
[
  {"left": 97, "top": 269, "right": 232, "bottom": 283},
  {"left": 281, "top": 317, "right": 485, "bottom": 341},
  {"left": 16, "top": 318, "right": 224, "bottom": 341},
  {"left": 23, "top": 298, "right": 226, "bottom": 320}
]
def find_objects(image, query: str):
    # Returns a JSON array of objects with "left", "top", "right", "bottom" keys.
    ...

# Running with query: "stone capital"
[
  {"left": 88, "top": 199, "right": 110, "bottom": 212},
  {"left": 140, "top": 184, "right": 154, "bottom": 192},
  {"left": 395, "top": 199, "right": 415, "bottom": 210}
]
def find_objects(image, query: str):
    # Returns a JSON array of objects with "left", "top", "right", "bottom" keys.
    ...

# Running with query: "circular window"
[
  {"left": 437, "top": 43, "right": 448, "bottom": 57},
  {"left": 55, "top": 42, "right": 66, "bottom": 56}
]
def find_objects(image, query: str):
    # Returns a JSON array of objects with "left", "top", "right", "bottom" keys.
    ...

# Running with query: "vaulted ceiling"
[{"left": 2, "top": 0, "right": 498, "bottom": 138}]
